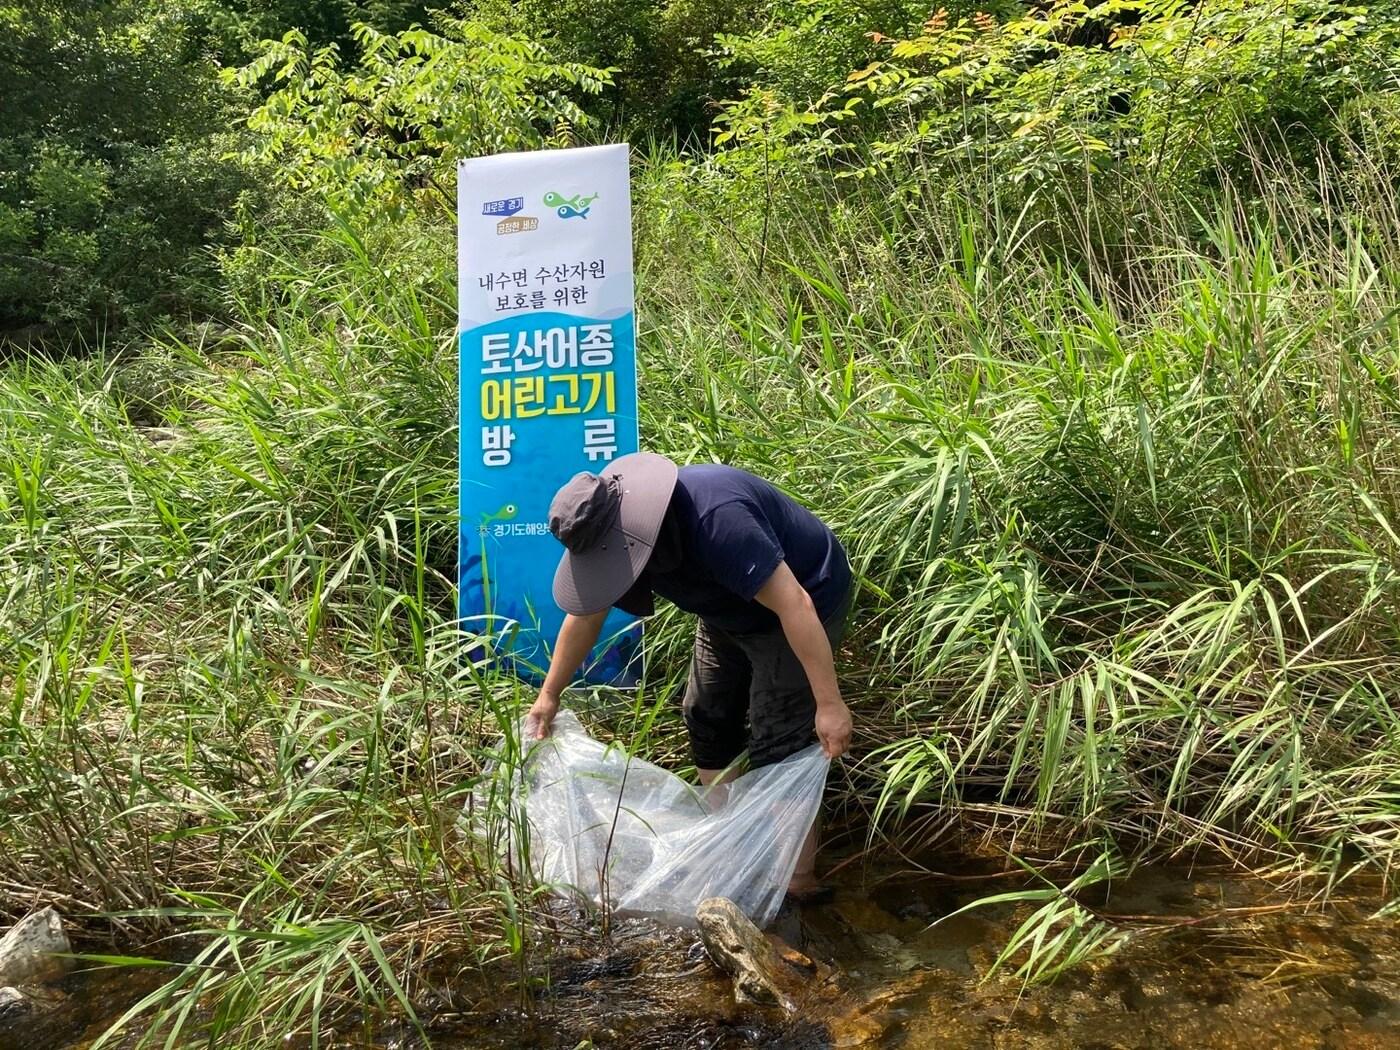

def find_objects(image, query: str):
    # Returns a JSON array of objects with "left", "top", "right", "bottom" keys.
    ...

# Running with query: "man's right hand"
[
  {"left": 526, "top": 691, "right": 561, "bottom": 739},
  {"left": 526, "top": 611, "right": 607, "bottom": 740}
]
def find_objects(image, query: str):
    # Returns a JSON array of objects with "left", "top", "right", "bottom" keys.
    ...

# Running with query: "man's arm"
[
  {"left": 526, "top": 610, "right": 608, "bottom": 738},
  {"left": 753, "top": 561, "right": 852, "bottom": 758}
]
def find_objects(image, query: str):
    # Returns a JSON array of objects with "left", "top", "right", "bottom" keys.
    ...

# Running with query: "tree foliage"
[
  {"left": 714, "top": 0, "right": 1400, "bottom": 196},
  {"left": 475, "top": 0, "right": 755, "bottom": 140},
  {"left": 6, "top": 0, "right": 1400, "bottom": 337},
  {"left": 233, "top": 18, "right": 613, "bottom": 220},
  {"left": 716, "top": 0, "right": 1006, "bottom": 107}
]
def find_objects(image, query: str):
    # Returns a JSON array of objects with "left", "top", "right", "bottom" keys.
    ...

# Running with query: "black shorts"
[{"left": 681, "top": 587, "right": 852, "bottom": 770}]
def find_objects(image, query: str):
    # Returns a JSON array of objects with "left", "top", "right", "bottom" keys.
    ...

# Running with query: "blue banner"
[{"left": 457, "top": 146, "right": 641, "bottom": 685}]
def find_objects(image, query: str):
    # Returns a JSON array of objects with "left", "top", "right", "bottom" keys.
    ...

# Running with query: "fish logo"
[
  {"left": 477, "top": 503, "right": 519, "bottom": 535},
  {"left": 543, "top": 191, "right": 599, "bottom": 220},
  {"left": 476, "top": 503, "right": 519, "bottom": 621}
]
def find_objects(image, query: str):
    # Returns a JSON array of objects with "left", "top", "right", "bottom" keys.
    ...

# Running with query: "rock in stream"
[
  {"left": 696, "top": 897, "right": 808, "bottom": 1013},
  {"left": 700, "top": 896, "right": 840, "bottom": 1019},
  {"left": 0, "top": 985, "right": 30, "bottom": 1020},
  {"left": 0, "top": 909, "right": 72, "bottom": 988}
]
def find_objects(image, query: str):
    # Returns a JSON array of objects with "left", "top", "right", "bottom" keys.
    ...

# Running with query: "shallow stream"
[{"left": 15, "top": 861, "right": 1400, "bottom": 1049}]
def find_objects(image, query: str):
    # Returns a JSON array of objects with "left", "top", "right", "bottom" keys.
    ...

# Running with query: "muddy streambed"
[{"left": 15, "top": 862, "right": 1400, "bottom": 1050}]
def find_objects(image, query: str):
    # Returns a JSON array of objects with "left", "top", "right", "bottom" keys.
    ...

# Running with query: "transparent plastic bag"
[{"left": 482, "top": 710, "right": 829, "bottom": 928}]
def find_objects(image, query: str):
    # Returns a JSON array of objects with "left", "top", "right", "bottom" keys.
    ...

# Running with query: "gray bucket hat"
[{"left": 549, "top": 452, "right": 678, "bottom": 615}]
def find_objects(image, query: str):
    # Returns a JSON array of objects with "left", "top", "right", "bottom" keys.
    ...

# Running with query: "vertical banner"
[{"left": 457, "top": 144, "right": 641, "bottom": 686}]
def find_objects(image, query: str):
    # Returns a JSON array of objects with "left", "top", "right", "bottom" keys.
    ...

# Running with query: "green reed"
[{"left": 3, "top": 131, "right": 1400, "bottom": 1038}]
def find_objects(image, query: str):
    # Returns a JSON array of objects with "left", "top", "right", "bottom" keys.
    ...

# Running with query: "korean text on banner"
[{"left": 457, "top": 144, "right": 641, "bottom": 685}]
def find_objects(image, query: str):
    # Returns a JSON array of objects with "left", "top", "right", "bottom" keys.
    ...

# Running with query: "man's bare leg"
[
  {"left": 788, "top": 819, "right": 821, "bottom": 895},
  {"left": 704, "top": 766, "right": 824, "bottom": 898},
  {"left": 698, "top": 766, "right": 738, "bottom": 802}
]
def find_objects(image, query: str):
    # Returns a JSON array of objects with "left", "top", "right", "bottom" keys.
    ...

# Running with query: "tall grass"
[
  {"left": 638, "top": 134, "right": 1400, "bottom": 885},
  {"left": 1, "top": 226, "right": 550, "bottom": 1044},
  {"left": 4, "top": 129, "right": 1400, "bottom": 1039}
]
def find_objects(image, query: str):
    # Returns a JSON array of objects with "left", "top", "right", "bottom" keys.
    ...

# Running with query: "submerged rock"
[
  {"left": 824, "top": 973, "right": 932, "bottom": 1048},
  {"left": 0, "top": 908, "right": 73, "bottom": 986}
]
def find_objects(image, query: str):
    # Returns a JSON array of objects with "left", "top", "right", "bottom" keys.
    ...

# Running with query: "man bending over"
[{"left": 526, "top": 451, "right": 853, "bottom": 904}]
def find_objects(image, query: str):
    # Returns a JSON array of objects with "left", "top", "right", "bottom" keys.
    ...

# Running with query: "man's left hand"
[{"left": 815, "top": 698, "right": 852, "bottom": 759}]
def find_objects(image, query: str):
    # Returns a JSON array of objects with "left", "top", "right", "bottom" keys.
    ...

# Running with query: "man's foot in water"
[{"left": 785, "top": 875, "right": 835, "bottom": 906}]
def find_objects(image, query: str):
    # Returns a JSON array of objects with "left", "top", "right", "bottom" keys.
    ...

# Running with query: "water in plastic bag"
[{"left": 482, "top": 710, "right": 829, "bottom": 928}]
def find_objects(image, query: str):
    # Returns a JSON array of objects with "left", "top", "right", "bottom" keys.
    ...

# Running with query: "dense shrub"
[{"left": 0, "top": 2, "right": 263, "bottom": 338}]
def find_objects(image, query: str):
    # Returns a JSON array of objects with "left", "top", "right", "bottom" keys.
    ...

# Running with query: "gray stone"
[
  {"left": 0, "top": 987, "right": 28, "bottom": 1020},
  {"left": 696, "top": 897, "right": 797, "bottom": 1013},
  {"left": 0, "top": 909, "right": 72, "bottom": 986}
]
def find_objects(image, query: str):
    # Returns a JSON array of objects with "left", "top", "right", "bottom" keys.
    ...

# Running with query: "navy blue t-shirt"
[{"left": 616, "top": 464, "right": 851, "bottom": 634}]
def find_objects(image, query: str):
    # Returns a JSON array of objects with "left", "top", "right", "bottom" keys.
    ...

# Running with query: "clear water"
[{"left": 17, "top": 861, "right": 1400, "bottom": 1050}]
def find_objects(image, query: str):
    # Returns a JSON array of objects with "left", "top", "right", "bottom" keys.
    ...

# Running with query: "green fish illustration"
[
  {"left": 477, "top": 503, "right": 518, "bottom": 623},
  {"left": 480, "top": 503, "right": 519, "bottom": 528},
  {"left": 542, "top": 191, "right": 599, "bottom": 219}
]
